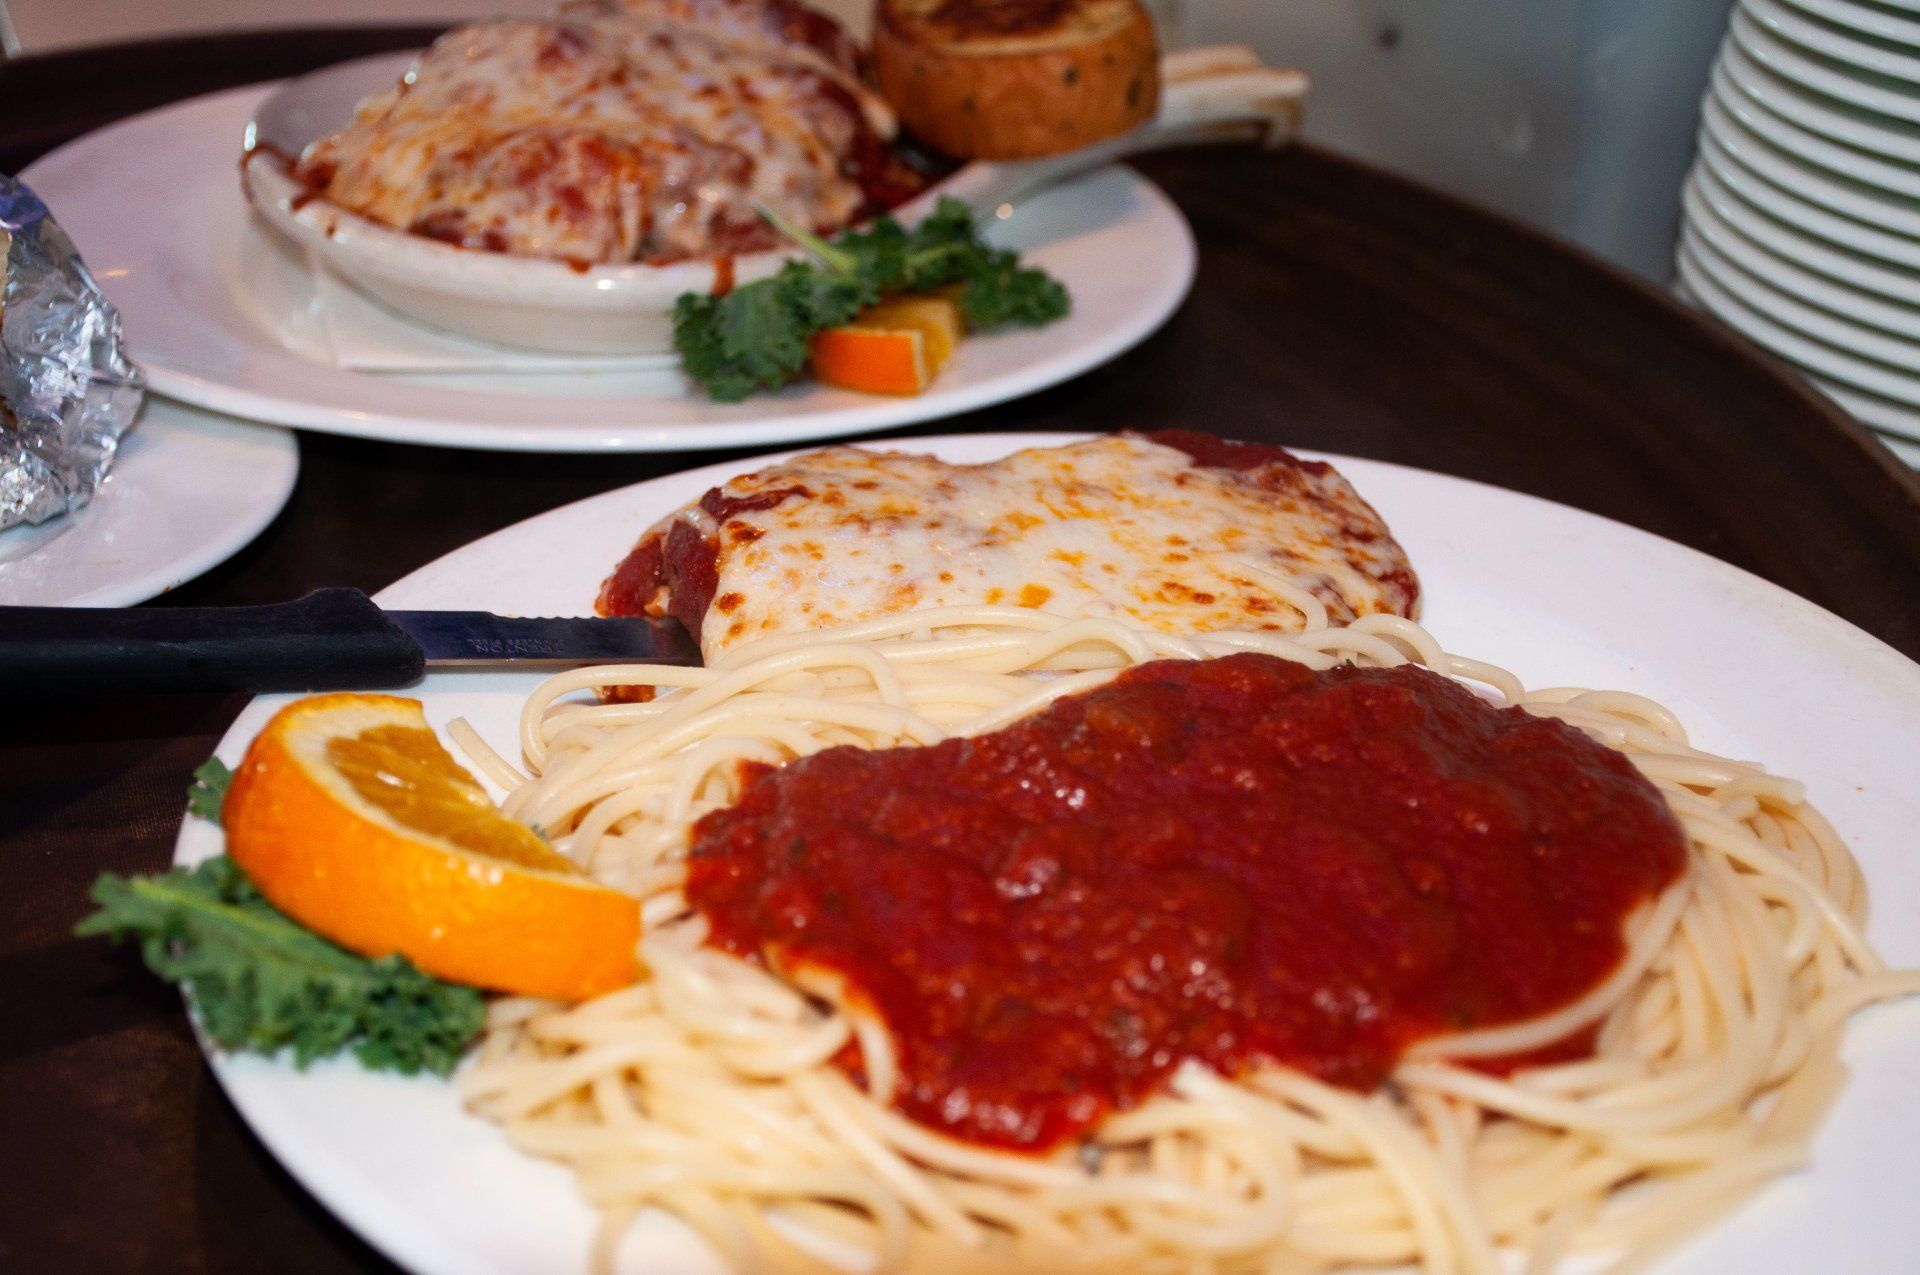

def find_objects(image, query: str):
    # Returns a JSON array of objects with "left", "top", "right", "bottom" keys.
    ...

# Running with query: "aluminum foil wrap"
[{"left": 0, "top": 174, "right": 144, "bottom": 529}]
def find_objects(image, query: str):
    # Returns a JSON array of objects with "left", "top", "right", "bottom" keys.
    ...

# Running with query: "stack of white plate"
[{"left": 1676, "top": 0, "right": 1920, "bottom": 467}]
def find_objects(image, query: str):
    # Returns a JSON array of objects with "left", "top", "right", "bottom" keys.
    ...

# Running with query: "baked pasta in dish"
[{"left": 291, "top": 0, "right": 924, "bottom": 265}]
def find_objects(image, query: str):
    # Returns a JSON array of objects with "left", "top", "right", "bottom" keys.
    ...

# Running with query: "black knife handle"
[{"left": 0, "top": 588, "right": 425, "bottom": 697}]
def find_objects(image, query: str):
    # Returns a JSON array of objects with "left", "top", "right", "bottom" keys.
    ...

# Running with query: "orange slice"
[
  {"left": 811, "top": 295, "right": 965, "bottom": 396},
  {"left": 222, "top": 692, "right": 638, "bottom": 1000}
]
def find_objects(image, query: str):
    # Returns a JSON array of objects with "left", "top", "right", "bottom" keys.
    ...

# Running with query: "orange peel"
[{"left": 222, "top": 692, "right": 638, "bottom": 1001}]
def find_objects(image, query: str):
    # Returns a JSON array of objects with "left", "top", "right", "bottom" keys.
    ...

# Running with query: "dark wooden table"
[{"left": 4, "top": 26, "right": 1919, "bottom": 1275}]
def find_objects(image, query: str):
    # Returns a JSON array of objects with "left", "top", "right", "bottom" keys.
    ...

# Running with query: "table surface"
[{"left": 5, "top": 25, "right": 1920, "bottom": 1275}]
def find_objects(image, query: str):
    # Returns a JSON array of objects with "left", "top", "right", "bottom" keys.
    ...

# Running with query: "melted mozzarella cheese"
[
  {"left": 686, "top": 436, "right": 1419, "bottom": 658},
  {"left": 298, "top": 1, "right": 884, "bottom": 264}
]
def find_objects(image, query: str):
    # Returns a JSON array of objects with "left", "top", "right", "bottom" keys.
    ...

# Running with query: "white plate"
[
  {"left": 1874, "top": 427, "right": 1920, "bottom": 464},
  {"left": 20, "top": 87, "right": 1197, "bottom": 453},
  {"left": 0, "top": 397, "right": 298, "bottom": 606},
  {"left": 1678, "top": 240, "right": 1920, "bottom": 406},
  {"left": 1719, "top": 35, "right": 1920, "bottom": 161},
  {"left": 1776, "top": 0, "right": 1920, "bottom": 49},
  {"left": 1683, "top": 173, "right": 1920, "bottom": 337},
  {"left": 1744, "top": 0, "right": 1920, "bottom": 81},
  {"left": 1807, "top": 371, "right": 1920, "bottom": 440},
  {"left": 171, "top": 433, "right": 1920, "bottom": 1275},
  {"left": 1695, "top": 130, "right": 1920, "bottom": 267},
  {"left": 1711, "top": 59, "right": 1920, "bottom": 198},
  {"left": 1687, "top": 160, "right": 1920, "bottom": 303},
  {"left": 1701, "top": 94, "right": 1920, "bottom": 237},
  {"left": 1681, "top": 225, "right": 1920, "bottom": 371},
  {"left": 1731, "top": 5, "right": 1920, "bottom": 123}
]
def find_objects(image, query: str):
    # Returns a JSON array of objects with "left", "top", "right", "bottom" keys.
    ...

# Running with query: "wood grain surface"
[{"left": 2, "top": 25, "right": 1917, "bottom": 1275}]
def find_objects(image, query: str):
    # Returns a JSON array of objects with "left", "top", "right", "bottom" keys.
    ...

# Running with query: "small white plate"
[
  {"left": 173, "top": 434, "right": 1920, "bottom": 1275},
  {"left": 1776, "top": 0, "right": 1920, "bottom": 49},
  {"left": 1731, "top": 6, "right": 1920, "bottom": 123},
  {"left": 1743, "top": 0, "right": 1920, "bottom": 81},
  {"left": 1678, "top": 240, "right": 1920, "bottom": 406},
  {"left": 1682, "top": 177, "right": 1920, "bottom": 340},
  {"left": 1806, "top": 371, "right": 1920, "bottom": 440},
  {"left": 0, "top": 397, "right": 298, "bottom": 606},
  {"left": 1688, "top": 160, "right": 1920, "bottom": 303},
  {"left": 1696, "top": 131, "right": 1920, "bottom": 268},
  {"left": 1718, "top": 36, "right": 1920, "bottom": 161},
  {"left": 21, "top": 85, "right": 1197, "bottom": 454},
  {"left": 1712, "top": 60, "right": 1920, "bottom": 198},
  {"left": 1702, "top": 94, "right": 1920, "bottom": 236}
]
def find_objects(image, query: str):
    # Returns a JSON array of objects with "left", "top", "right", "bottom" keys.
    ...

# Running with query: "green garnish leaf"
[
  {"left": 673, "top": 197, "right": 1071, "bottom": 401},
  {"left": 77, "top": 857, "right": 485, "bottom": 1077},
  {"left": 186, "top": 757, "right": 234, "bottom": 823}
]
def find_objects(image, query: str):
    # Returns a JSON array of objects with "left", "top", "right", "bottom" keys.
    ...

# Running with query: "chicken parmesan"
[
  {"left": 596, "top": 430, "right": 1421, "bottom": 659},
  {"left": 290, "top": 0, "right": 923, "bottom": 265}
]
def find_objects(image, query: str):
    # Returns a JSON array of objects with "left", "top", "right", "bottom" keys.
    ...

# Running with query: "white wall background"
[{"left": 3, "top": 0, "right": 1728, "bottom": 281}]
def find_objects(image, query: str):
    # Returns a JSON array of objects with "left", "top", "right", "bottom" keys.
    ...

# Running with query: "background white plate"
[
  {"left": 1701, "top": 95, "right": 1920, "bottom": 237},
  {"left": 22, "top": 85, "right": 1197, "bottom": 454},
  {"left": 1712, "top": 60, "right": 1920, "bottom": 198},
  {"left": 1720, "top": 37, "right": 1920, "bottom": 161},
  {"left": 1776, "top": 0, "right": 1920, "bottom": 47},
  {"left": 1681, "top": 229, "right": 1920, "bottom": 372},
  {"left": 1745, "top": 0, "right": 1920, "bottom": 80},
  {"left": 1678, "top": 243, "right": 1920, "bottom": 412},
  {"left": 1732, "top": 7, "right": 1920, "bottom": 123},
  {"left": 0, "top": 397, "right": 297, "bottom": 606},
  {"left": 1681, "top": 191, "right": 1920, "bottom": 339},
  {"left": 1696, "top": 133, "right": 1920, "bottom": 267},
  {"left": 1688, "top": 161, "right": 1920, "bottom": 301},
  {"left": 173, "top": 434, "right": 1920, "bottom": 1275}
]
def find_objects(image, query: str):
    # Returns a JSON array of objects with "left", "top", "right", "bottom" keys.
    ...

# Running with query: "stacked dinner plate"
[{"left": 1676, "top": 0, "right": 1920, "bottom": 467}]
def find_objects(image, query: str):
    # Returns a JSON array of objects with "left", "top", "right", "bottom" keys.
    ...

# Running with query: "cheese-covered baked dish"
[
  {"left": 597, "top": 430, "right": 1422, "bottom": 660},
  {"left": 291, "top": 0, "right": 923, "bottom": 265}
]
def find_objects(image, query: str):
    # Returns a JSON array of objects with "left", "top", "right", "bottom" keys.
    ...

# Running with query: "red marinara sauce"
[{"left": 686, "top": 655, "right": 1687, "bottom": 1152}]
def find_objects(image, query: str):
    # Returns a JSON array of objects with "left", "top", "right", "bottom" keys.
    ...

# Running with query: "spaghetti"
[{"left": 456, "top": 606, "right": 1918, "bottom": 1274}]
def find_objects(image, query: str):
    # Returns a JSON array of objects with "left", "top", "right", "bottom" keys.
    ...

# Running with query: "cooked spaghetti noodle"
[{"left": 455, "top": 606, "right": 1918, "bottom": 1274}]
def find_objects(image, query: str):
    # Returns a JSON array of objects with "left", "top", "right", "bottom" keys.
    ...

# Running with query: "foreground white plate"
[
  {"left": 22, "top": 86, "right": 1196, "bottom": 453},
  {"left": 173, "top": 434, "right": 1920, "bottom": 1275},
  {"left": 0, "top": 397, "right": 297, "bottom": 606}
]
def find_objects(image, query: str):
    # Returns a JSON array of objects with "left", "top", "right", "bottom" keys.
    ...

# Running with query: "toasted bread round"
[{"left": 874, "top": 0, "right": 1160, "bottom": 160}]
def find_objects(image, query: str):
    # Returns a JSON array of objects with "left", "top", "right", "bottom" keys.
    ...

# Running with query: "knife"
[{"left": 0, "top": 588, "right": 702, "bottom": 697}]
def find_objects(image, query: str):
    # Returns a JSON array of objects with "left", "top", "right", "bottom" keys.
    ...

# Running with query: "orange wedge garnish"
[
  {"left": 811, "top": 295, "right": 965, "bottom": 396},
  {"left": 222, "top": 693, "right": 638, "bottom": 1000}
]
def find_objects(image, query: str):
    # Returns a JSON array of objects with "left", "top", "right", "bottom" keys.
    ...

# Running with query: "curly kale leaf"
[{"left": 77, "top": 857, "right": 484, "bottom": 1077}]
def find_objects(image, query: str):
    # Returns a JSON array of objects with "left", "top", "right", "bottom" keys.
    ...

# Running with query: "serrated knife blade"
[{"left": 385, "top": 608, "right": 701, "bottom": 668}]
